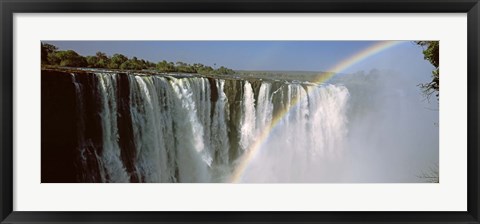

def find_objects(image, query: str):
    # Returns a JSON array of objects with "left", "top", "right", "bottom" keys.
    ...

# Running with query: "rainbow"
[{"left": 230, "top": 40, "right": 405, "bottom": 183}]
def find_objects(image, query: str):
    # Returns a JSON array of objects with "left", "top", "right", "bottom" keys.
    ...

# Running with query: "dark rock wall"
[
  {"left": 41, "top": 70, "right": 79, "bottom": 183},
  {"left": 42, "top": 70, "right": 284, "bottom": 182}
]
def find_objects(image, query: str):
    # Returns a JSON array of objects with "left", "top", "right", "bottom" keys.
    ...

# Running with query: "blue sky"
[{"left": 44, "top": 40, "right": 434, "bottom": 78}]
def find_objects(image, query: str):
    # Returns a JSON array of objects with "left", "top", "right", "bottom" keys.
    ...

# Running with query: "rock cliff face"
[
  {"left": 41, "top": 69, "right": 349, "bottom": 183},
  {"left": 42, "top": 70, "right": 80, "bottom": 182}
]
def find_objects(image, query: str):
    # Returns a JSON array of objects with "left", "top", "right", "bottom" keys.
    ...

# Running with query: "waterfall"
[
  {"left": 70, "top": 73, "right": 89, "bottom": 181},
  {"left": 256, "top": 82, "right": 273, "bottom": 137},
  {"left": 68, "top": 72, "right": 350, "bottom": 183},
  {"left": 239, "top": 84, "right": 350, "bottom": 182},
  {"left": 169, "top": 77, "right": 212, "bottom": 182},
  {"left": 96, "top": 73, "right": 131, "bottom": 182},
  {"left": 211, "top": 79, "right": 230, "bottom": 180},
  {"left": 239, "top": 81, "right": 256, "bottom": 152},
  {"left": 129, "top": 76, "right": 172, "bottom": 182}
]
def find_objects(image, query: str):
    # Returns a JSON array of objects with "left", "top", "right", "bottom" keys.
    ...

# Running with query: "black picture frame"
[{"left": 1, "top": 0, "right": 479, "bottom": 223}]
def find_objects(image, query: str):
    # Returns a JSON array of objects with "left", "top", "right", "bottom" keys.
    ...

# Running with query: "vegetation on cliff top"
[
  {"left": 41, "top": 42, "right": 235, "bottom": 75},
  {"left": 415, "top": 41, "right": 439, "bottom": 100}
]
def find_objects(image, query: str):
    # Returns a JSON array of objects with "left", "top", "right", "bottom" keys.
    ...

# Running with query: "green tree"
[
  {"left": 54, "top": 50, "right": 87, "bottom": 67},
  {"left": 47, "top": 53, "right": 61, "bottom": 66},
  {"left": 41, "top": 43, "right": 235, "bottom": 73},
  {"left": 156, "top": 60, "right": 176, "bottom": 72},
  {"left": 213, "top": 66, "right": 235, "bottom": 75},
  {"left": 139, "top": 59, "right": 147, "bottom": 69},
  {"left": 95, "top": 52, "right": 110, "bottom": 68},
  {"left": 108, "top": 53, "right": 128, "bottom": 69},
  {"left": 146, "top": 61, "right": 156, "bottom": 69},
  {"left": 177, "top": 64, "right": 196, "bottom": 73},
  {"left": 197, "top": 65, "right": 214, "bottom": 75},
  {"left": 86, "top": 56, "right": 98, "bottom": 68},
  {"left": 120, "top": 60, "right": 133, "bottom": 70},
  {"left": 41, "top": 42, "right": 58, "bottom": 65},
  {"left": 416, "top": 41, "right": 439, "bottom": 99}
]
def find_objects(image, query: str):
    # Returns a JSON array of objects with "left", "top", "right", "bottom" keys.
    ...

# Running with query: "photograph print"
[{"left": 41, "top": 40, "right": 439, "bottom": 183}]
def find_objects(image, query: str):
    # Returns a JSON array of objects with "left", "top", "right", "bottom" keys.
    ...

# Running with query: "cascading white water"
[
  {"left": 96, "top": 73, "right": 131, "bottom": 182},
  {"left": 129, "top": 76, "right": 215, "bottom": 183},
  {"left": 70, "top": 73, "right": 91, "bottom": 182},
  {"left": 239, "top": 81, "right": 257, "bottom": 152},
  {"left": 169, "top": 77, "right": 213, "bottom": 182},
  {"left": 256, "top": 83, "right": 273, "bottom": 136},
  {"left": 74, "top": 72, "right": 351, "bottom": 183},
  {"left": 211, "top": 80, "right": 230, "bottom": 181},
  {"left": 70, "top": 74, "right": 85, "bottom": 155},
  {"left": 129, "top": 76, "right": 171, "bottom": 182},
  {"left": 306, "top": 85, "right": 350, "bottom": 159},
  {"left": 239, "top": 84, "right": 350, "bottom": 183}
]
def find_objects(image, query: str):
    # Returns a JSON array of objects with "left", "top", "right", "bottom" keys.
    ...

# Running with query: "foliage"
[
  {"left": 108, "top": 53, "right": 128, "bottom": 69},
  {"left": 415, "top": 41, "right": 439, "bottom": 99},
  {"left": 85, "top": 56, "right": 98, "bottom": 68},
  {"left": 40, "top": 42, "right": 235, "bottom": 75},
  {"left": 41, "top": 43, "right": 58, "bottom": 65},
  {"left": 156, "top": 60, "right": 176, "bottom": 73},
  {"left": 95, "top": 51, "right": 110, "bottom": 68},
  {"left": 53, "top": 50, "right": 88, "bottom": 67},
  {"left": 175, "top": 61, "right": 196, "bottom": 73},
  {"left": 212, "top": 66, "right": 235, "bottom": 75},
  {"left": 195, "top": 63, "right": 216, "bottom": 75}
]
